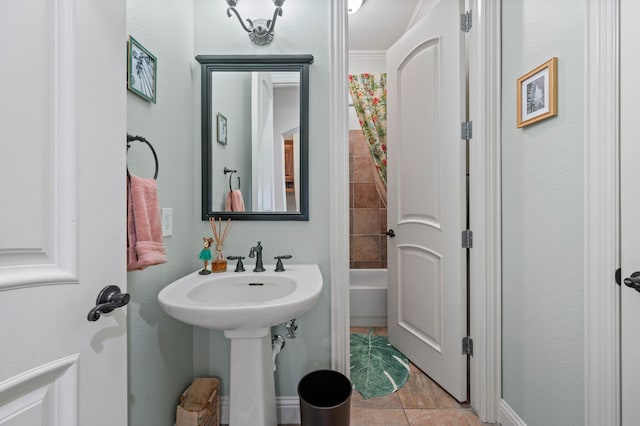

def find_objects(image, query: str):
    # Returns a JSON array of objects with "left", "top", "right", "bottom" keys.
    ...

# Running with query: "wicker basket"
[{"left": 176, "top": 378, "right": 220, "bottom": 426}]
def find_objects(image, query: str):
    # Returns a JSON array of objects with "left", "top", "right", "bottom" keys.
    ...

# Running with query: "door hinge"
[
  {"left": 462, "top": 336, "right": 473, "bottom": 356},
  {"left": 462, "top": 229, "right": 473, "bottom": 249},
  {"left": 461, "top": 121, "right": 473, "bottom": 140},
  {"left": 461, "top": 11, "right": 472, "bottom": 32}
]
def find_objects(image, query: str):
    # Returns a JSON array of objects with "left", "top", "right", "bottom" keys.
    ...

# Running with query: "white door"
[
  {"left": 621, "top": 0, "right": 640, "bottom": 422},
  {"left": 387, "top": 0, "right": 467, "bottom": 402},
  {"left": 0, "top": 1, "right": 128, "bottom": 425}
]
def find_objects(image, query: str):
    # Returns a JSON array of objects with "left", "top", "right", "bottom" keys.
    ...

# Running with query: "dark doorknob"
[
  {"left": 87, "top": 285, "right": 130, "bottom": 321},
  {"left": 386, "top": 229, "right": 396, "bottom": 238},
  {"left": 623, "top": 272, "right": 640, "bottom": 293}
]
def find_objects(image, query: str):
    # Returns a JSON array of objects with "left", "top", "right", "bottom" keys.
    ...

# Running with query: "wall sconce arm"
[
  {"left": 224, "top": 0, "right": 285, "bottom": 46},
  {"left": 226, "top": 7, "right": 254, "bottom": 33}
]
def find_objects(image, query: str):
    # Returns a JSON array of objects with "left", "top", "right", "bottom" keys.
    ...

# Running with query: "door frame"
[
  {"left": 328, "top": 0, "right": 502, "bottom": 422},
  {"left": 331, "top": 0, "right": 620, "bottom": 424},
  {"left": 467, "top": 0, "right": 502, "bottom": 421},
  {"left": 328, "top": 0, "right": 350, "bottom": 377},
  {"left": 584, "top": 0, "right": 620, "bottom": 425}
]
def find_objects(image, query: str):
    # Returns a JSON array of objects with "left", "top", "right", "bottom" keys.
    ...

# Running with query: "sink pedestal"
[{"left": 224, "top": 328, "right": 277, "bottom": 426}]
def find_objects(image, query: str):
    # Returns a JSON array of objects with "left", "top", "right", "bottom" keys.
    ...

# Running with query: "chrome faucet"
[{"left": 249, "top": 241, "right": 265, "bottom": 272}]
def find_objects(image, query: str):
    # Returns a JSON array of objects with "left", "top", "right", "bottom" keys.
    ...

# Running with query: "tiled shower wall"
[{"left": 349, "top": 130, "right": 387, "bottom": 269}]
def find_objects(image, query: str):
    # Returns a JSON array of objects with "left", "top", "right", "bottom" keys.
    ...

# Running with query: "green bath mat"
[{"left": 350, "top": 329, "right": 410, "bottom": 399}]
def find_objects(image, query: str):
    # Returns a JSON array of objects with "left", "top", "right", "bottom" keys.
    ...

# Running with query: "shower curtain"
[{"left": 348, "top": 73, "right": 387, "bottom": 204}]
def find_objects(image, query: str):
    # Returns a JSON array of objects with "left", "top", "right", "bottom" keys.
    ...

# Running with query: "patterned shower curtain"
[{"left": 348, "top": 73, "right": 387, "bottom": 191}]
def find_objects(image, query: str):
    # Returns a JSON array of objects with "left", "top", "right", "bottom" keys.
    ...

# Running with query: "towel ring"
[
  {"left": 224, "top": 167, "right": 239, "bottom": 191},
  {"left": 127, "top": 134, "right": 159, "bottom": 179}
]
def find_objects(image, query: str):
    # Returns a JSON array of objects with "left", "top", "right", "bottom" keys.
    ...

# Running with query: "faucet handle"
[
  {"left": 227, "top": 255, "right": 246, "bottom": 272},
  {"left": 274, "top": 255, "right": 292, "bottom": 272}
]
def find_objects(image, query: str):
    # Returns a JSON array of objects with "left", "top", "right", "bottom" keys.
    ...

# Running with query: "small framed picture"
[
  {"left": 517, "top": 57, "right": 557, "bottom": 128},
  {"left": 127, "top": 36, "right": 157, "bottom": 103},
  {"left": 217, "top": 113, "right": 227, "bottom": 145}
]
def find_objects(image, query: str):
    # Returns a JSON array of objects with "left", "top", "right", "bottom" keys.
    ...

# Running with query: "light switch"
[{"left": 161, "top": 208, "right": 173, "bottom": 237}]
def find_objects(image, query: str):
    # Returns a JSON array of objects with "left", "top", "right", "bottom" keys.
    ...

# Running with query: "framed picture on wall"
[
  {"left": 127, "top": 36, "right": 157, "bottom": 103},
  {"left": 217, "top": 113, "right": 227, "bottom": 145},
  {"left": 517, "top": 57, "right": 557, "bottom": 128}
]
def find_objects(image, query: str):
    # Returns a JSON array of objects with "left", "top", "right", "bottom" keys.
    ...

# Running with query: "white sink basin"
[
  {"left": 157, "top": 264, "right": 322, "bottom": 331},
  {"left": 158, "top": 264, "right": 323, "bottom": 425}
]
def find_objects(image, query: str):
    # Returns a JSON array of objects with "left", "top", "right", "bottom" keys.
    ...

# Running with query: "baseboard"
[
  {"left": 498, "top": 400, "right": 527, "bottom": 426},
  {"left": 219, "top": 396, "right": 300, "bottom": 425}
]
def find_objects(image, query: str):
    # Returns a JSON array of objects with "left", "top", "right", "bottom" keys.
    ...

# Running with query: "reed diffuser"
[{"left": 209, "top": 217, "right": 232, "bottom": 272}]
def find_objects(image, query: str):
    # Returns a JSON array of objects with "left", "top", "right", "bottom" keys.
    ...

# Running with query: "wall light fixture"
[{"left": 225, "top": 0, "right": 285, "bottom": 46}]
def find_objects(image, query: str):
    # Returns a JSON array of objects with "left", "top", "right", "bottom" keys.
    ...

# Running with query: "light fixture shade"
[
  {"left": 348, "top": 0, "right": 364, "bottom": 14},
  {"left": 273, "top": 0, "right": 285, "bottom": 6}
]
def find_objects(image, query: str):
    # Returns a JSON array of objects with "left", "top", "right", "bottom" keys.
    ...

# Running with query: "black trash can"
[{"left": 298, "top": 369, "right": 352, "bottom": 426}]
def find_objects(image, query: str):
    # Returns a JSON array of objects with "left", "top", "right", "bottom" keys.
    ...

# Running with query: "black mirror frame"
[{"left": 196, "top": 54, "right": 314, "bottom": 221}]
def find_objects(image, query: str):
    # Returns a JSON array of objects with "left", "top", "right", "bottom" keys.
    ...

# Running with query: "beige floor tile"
[
  {"left": 405, "top": 409, "right": 472, "bottom": 426},
  {"left": 461, "top": 409, "right": 489, "bottom": 425},
  {"left": 350, "top": 326, "right": 373, "bottom": 335},
  {"left": 348, "top": 327, "right": 481, "bottom": 425},
  {"left": 350, "top": 407, "right": 409, "bottom": 426},
  {"left": 397, "top": 364, "right": 462, "bottom": 409},
  {"left": 350, "top": 326, "right": 388, "bottom": 336},
  {"left": 374, "top": 326, "right": 388, "bottom": 336},
  {"left": 351, "top": 388, "right": 403, "bottom": 409}
]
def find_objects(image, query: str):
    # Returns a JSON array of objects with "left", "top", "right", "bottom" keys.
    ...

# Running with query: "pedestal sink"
[{"left": 157, "top": 264, "right": 322, "bottom": 426}]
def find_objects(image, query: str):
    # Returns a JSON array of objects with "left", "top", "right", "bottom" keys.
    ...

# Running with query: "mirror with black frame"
[{"left": 196, "top": 55, "right": 313, "bottom": 220}]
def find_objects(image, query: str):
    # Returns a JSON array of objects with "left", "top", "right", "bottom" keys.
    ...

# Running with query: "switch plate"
[{"left": 161, "top": 208, "right": 173, "bottom": 237}]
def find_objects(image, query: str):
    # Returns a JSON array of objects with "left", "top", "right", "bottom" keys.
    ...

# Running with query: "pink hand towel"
[
  {"left": 230, "top": 189, "right": 245, "bottom": 212},
  {"left": 225, "top": 190, "right": 245, "bottom": 212},
  {"left": 127, "top": 175, "right": 167, "bottom": 271},
  {"left": 225, "top": 191, "right": 233, "bottom": 212}
]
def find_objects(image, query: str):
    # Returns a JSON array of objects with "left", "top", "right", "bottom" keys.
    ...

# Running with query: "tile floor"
[
  {"left": 232, "top": 326, "right": 489, "bottom": 426},
  {"left": 347, "top": 327, "right": 488, "bottom": 426}
]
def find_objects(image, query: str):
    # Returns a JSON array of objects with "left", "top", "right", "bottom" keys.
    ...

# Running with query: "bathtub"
[{"left": 349, "top": 269, "right": 388, "bottom": 327}]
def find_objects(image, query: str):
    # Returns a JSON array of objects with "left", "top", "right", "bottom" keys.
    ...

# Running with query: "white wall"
[
  {"left": 501, "top": 1, "right": 585, "bottom": 425},
  {"left": 126, "top": 1, "right": 196, "bottom": 425},
  {"left": 192, "top": 0, "right": 332, "bottom": 397}
]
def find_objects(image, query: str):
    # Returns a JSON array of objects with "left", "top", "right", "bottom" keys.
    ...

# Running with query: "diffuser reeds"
[{"left": 209, "top": 217, "right": 232, "bottom": 272}]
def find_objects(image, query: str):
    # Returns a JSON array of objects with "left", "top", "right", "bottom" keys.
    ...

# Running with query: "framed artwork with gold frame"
[{"left": 517, "top": 57, "right": 557, "bottom": 128}]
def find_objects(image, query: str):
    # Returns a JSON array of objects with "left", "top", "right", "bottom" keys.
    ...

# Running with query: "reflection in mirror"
[
  {"left": 211, "top": 71, "right": 300, "bottom": 213},
  {"left": 196, "top": 55, "right": 313, "bottom": 221}
]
